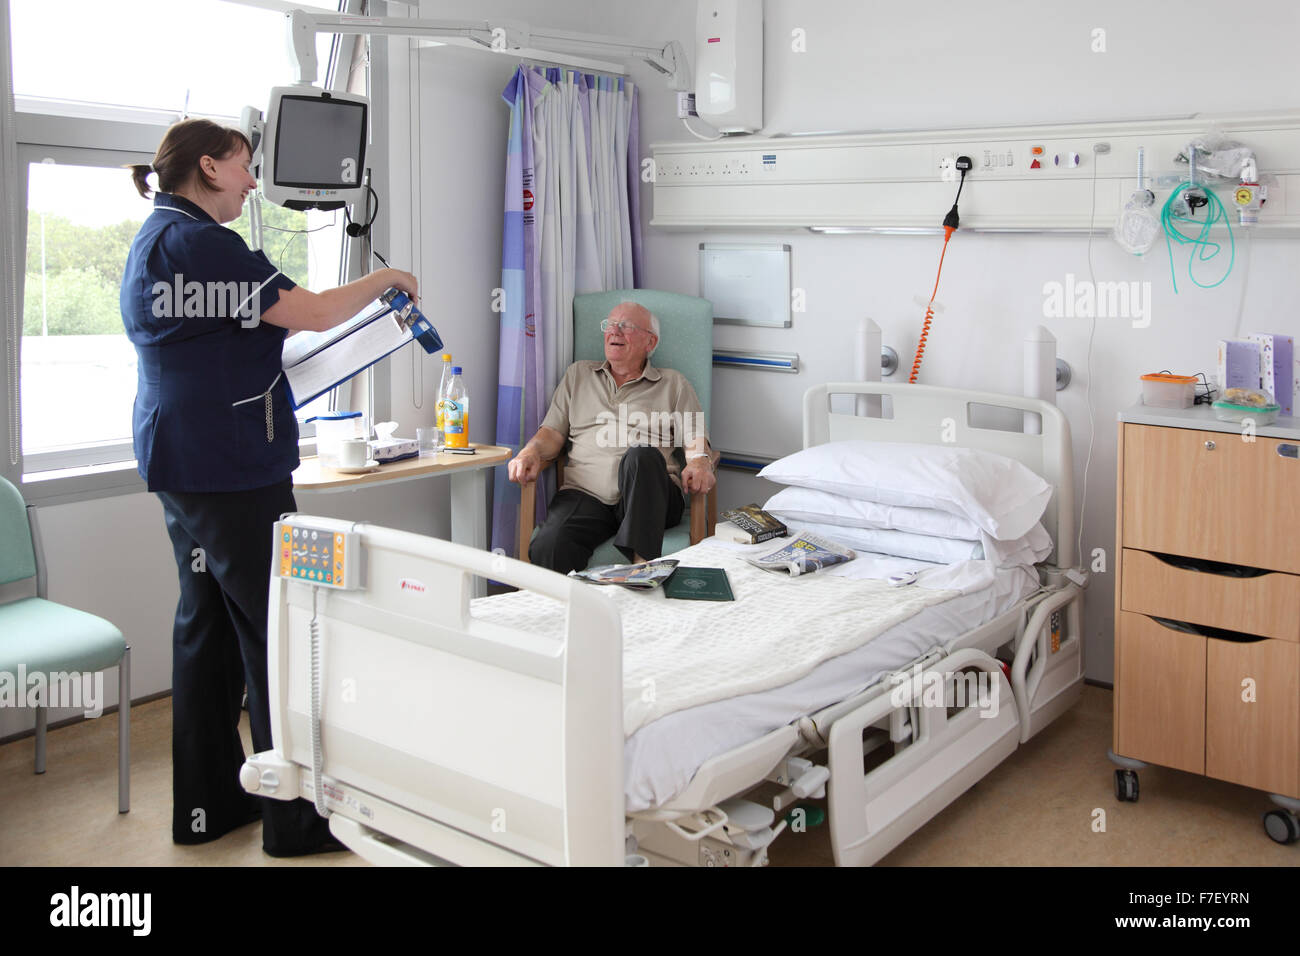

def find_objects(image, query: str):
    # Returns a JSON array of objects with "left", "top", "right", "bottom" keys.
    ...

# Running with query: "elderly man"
[{"left": 508, "top": 301, "right": 715, "bottom": 573}]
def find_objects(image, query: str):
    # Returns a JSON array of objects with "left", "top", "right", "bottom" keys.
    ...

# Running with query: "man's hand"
[
  {"left": 681, "top": 456, "right": 716, "bottom": 496},
  {"left": 508, "top": 445, "right": 543, "bottom": 484}
]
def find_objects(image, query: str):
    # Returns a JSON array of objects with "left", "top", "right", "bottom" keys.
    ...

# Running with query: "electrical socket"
[
  {"left": 939, "top": 155, "right": 957, "bottom": 182},
  {"left": 676, "top": 91, "right": 698, "bottom": 119}
]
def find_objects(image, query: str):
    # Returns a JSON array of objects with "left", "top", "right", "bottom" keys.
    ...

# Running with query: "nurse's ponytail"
[
  {"left": 129, "top": 163, "right": 154, "bottom": 199},
  {"left": 127, "top": 119, "right": 252, "bottom": 200}
]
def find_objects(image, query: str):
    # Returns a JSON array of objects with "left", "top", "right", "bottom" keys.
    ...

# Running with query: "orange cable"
[{"left": 909, "top": 225, "right": 955, "bottom": 384}]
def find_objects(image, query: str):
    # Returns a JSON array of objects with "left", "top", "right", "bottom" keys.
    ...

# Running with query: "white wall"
[{"left": 593, "top": 0, "right": 1300, "bottom": 682}]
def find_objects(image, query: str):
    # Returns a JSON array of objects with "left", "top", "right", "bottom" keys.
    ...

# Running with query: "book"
[
  {"left": 663, "top": 566, "right": 735, "bottom": 601},
  {"left": 718, "top": 503, "right": 788, "bottom": 544},
  {"left": 570, "top": 559, "right": 679, "bottom": 589},
  {"left": 746, "top": 532, "right": 855, "bottom": 577}
]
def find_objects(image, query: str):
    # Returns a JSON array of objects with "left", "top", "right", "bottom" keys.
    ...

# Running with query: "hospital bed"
[{"left": 241, "top": 382, "right": 1086, "bottom": 866}]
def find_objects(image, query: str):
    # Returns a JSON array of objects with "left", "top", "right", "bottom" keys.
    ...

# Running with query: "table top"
[
  {"left": 1118, "top": 403, "right": 1300, "bottom": 441},
  {"left": 293, "top": 443, "right": 512, "bottom": 491}
]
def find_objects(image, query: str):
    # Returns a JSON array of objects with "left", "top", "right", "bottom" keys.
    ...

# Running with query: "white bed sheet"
[{"left": 622, "top": 561, "right": 1038, "bottom": 811}]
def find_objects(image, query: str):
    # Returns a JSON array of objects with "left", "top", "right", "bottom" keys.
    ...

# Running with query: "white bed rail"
[
  {"left": 825, "top": 647, "right": 1019, "bottom": 866},
  {"left": 254, "top": 519, "right": 626, "bottom": 866}
]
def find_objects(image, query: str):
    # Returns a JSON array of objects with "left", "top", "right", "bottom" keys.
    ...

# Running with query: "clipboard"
[{"left": 281, "top": 289, "right": 443, "bottom": 408}]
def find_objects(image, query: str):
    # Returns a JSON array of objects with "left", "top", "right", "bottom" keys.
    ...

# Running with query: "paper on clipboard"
[{"left": 282, "top": 298, "right": 411, "bottom": 408}]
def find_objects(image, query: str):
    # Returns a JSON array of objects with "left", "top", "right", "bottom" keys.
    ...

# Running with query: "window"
[
  {"left": 10, "top": 0, "right": 340, "bottom": 118},
  {"left": 8, "top": 0, "right": 364, "bottom": 486}
]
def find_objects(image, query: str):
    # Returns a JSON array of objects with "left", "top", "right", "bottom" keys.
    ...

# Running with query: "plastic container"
[
  {"left": 307, "top": 410, "right": 368, "bottom": 466},
  {"left": 1140, "top": 373, "right": 1198, "bottom": 409},
  {"left": 435, "top": 353, "right": 453, "bottom": 446},
  {"left": 1213, "top": 400, "right": 1280, "bottom": 426},
  {"left": 440, "top": 366, "right": 469, "bottom": 449}
]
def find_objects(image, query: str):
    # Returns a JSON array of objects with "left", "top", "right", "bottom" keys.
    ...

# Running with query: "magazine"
[
  {"left": 570, "top": 559, "right": 680, "bottom": 589},
  {"left": 746, "top": 532, "right": 855, "bottom": 577},
  {"left": 718, "top": 503, "right": 788, "bottom": 544}
]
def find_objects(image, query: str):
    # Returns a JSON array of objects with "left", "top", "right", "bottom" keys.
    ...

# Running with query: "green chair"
[
  {"left": 0, "top": 476, "right": 130, "bottom": 812},
  {"left": 518, "top": 289, "right": 718, "bottom": 568}
]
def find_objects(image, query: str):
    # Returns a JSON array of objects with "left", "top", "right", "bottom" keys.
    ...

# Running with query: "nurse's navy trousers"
[{"left": 157, "top": 479, "right": 331, "bottom": 854}]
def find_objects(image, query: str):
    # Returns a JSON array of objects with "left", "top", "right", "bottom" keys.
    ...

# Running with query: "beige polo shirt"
[{"left": 541, "top": 359, "right": 709, "bottom": 505}]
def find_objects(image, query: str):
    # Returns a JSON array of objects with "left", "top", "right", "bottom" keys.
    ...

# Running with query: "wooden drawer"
[
  {"left": 1205, "top": 637, "right": 1300, "bottom": 799},
  {"left": 1122, "top": 424, "right": 1300, "bottom": 573},
  {"left": 1121, "top": 548, "right": 1300, "bottom": 642},
  {"left": 1114, "top": 611, "right": 1205, "bottom": 774}
]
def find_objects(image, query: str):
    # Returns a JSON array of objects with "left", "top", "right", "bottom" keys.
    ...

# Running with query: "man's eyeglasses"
[{"left": 601, "top": 319, "right": 654, "bottom": 338}]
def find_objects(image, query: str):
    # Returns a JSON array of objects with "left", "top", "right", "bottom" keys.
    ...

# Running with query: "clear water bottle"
[
  {"left": 435, "top": 353, "right": 453, "bottom": 447},
  {"left": 441, "top": 366, "right": 469, "bottom": 449}
]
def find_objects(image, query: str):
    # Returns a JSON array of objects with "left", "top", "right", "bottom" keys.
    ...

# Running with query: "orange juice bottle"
[
  {"left": 442, "top": 366, "right": 469, "bottom": 449},
  {"left": 435, "top": 353, "right": 452, "bottom": 446}
]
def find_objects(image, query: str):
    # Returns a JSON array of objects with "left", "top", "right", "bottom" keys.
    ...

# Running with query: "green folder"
[{"left": 664, "top": 566, "right": 734, "bottom": 602}]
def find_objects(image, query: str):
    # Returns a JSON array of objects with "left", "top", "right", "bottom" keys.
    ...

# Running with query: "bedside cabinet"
[{"left": 1111, "top": 404, "right": 1300, "bottom": 846}]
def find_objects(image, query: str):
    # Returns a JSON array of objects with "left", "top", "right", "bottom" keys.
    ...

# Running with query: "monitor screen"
[{"left": 272, "top": 95, "right": 367, "bottom": 188}]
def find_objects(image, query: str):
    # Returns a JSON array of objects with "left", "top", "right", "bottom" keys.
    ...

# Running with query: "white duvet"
[{"left": 471, "top": 541, "right": 959, "bottom": 735}]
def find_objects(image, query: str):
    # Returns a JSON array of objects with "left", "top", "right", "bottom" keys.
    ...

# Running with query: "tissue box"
[
  {"left": 372, "top": 437, "right": 419, "bottom": 463},
  {"left": 1246, "top": 333, "right": 1295, "bottom": 416},
  {"left": 1217, "top": 339, "right": 1262, "bottom": 393}
]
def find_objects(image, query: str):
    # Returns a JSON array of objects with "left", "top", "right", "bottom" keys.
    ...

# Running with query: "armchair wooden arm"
[{"left": 516, "top": 448, "right": 720, "bottom": 564}]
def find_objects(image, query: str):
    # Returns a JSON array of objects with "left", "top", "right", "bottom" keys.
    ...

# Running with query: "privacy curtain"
[{"left": 491, "top": 66, "right": 641, "bottom": 558}]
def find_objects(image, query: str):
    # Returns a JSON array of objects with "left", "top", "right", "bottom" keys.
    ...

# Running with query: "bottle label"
[{"left": 443, "top": 399, "right": 468, "bottom": 447}]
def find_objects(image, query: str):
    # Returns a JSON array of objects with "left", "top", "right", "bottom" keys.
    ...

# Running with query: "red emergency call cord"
[
  {"left": 908, "top": 225, "right": 955, "bottom": 384},
  {"left": 909, "top": 160, "right": 968, "bottom": 384}
]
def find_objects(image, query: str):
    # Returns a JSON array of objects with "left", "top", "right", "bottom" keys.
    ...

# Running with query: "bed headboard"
[{"left": 802, "top": 383, "right": 1076, "bottom": 569}]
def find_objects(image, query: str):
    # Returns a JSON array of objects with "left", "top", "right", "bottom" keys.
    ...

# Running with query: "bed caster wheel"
[
  {"left": 1114, "top": 769, "right": 1139, "bottom": 803},
  {"left": 1263, "top": 810, "right": 1300, "bottom": 845}
]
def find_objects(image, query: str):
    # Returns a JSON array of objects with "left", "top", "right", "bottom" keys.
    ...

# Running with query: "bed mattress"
[
  {"left": 470, "top": 537, "right": 1039, "bottom": 812},
  {"left": 623, "top": 558, "right": 1037, "bottom": 811}
]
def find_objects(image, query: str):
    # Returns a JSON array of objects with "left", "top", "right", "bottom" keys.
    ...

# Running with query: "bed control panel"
[{"left": 275, "top": 519, "right": 364, "bottom": 590}]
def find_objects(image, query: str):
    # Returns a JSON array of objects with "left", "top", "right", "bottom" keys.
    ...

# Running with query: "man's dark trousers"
[{"left": 529, "top": 446, "right": 686, "bottom": 574}]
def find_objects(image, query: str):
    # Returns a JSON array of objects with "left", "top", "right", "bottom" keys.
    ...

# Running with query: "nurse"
[{"left": 120, "top": 118, "right": 417, "bottom": 855}]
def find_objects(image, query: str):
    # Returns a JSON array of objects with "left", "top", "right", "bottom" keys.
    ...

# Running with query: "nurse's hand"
[{"left": 384, "top": 269, "right": 419, "bottom": 304}]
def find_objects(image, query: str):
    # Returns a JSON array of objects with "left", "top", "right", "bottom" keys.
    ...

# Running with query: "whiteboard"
[{"left": 699, "top": 243, "right": 791, "bottom": 328}]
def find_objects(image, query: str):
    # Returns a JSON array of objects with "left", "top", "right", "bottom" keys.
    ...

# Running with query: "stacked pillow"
[{"left": 758, "top": 441, "right": 1055, "bottom": 569}]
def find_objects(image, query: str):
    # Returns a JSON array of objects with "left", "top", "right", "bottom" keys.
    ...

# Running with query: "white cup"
[{"left": 338, "top": 438, "right": 369, "bottom": 468}]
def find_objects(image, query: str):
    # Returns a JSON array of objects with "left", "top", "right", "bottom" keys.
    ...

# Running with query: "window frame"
[{"left": 7, "top": 26, "right": 387, "bottom": 506}]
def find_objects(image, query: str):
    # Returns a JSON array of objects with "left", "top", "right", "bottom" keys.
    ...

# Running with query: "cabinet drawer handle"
[
  {"left": 1204, "top": 440, "right": 1216, "bottom": 450},
  {"left": 1149, "top": 615, "right": 1268, "bottom": 643},
  {"left": 1279, "top": 443, "right": 1298, "bottom": 460}
]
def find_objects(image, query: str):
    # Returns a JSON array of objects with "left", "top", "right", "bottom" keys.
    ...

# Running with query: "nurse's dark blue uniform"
[{"left": 121, "top": 192, "right": 330, "bottom": 853}]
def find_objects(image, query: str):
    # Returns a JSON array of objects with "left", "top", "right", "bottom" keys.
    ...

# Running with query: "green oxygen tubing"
[{"left": 1161, "top": 180, "right": 1235, "bottom": 293}]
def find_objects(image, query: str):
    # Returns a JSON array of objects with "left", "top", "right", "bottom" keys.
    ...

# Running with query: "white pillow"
[
  {"left": 790, "top": 520, "right": 1054, "bottom": 570},
  {"left": 758, "top": 441, "right": 1053, "bottom": 541},
  {"left": 765, "top": 486, "right": 1056, "bottom": 568},
  {"left": 980, "top": 523, "right": 1054, "bottom": 568},
  {"left": 765, "top": 486, "right": 984, "bottom": 539},
  {"left": 790, "top": 521, "right": 983, "bottom": 565}
]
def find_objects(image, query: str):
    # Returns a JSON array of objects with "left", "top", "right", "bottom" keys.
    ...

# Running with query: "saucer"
[{"left": 333, "top": 459, "right": 380, "bottom": 474}]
